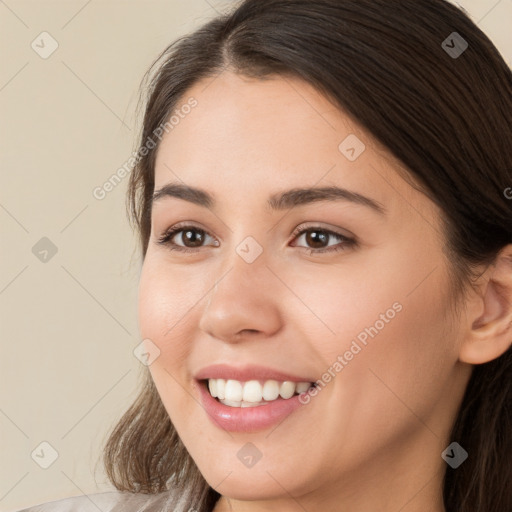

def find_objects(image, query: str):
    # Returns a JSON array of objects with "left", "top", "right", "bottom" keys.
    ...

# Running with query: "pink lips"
[
  {"left": 193, "top": 364, "right": 317, "bottom": 433},
  {"left": 196, "top": 380, "right": 310, "bottom": 432},
  {"left": 194, "top": 363, "right": 316, "bottom": 383}
]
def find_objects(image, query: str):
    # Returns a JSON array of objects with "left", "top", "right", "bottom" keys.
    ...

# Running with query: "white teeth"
[
  {"left": 207, "top": 378, "right": 313, "bottom": 406},
  {"left": 279, "top": 381, "right": 295, "bottom": 399},
  {"left": 262, "top": 380, "right": 280, "bottom": 401},
  {"left": 220, "top": 399, "right": 269, "bottom": 407},
  {"left": 220, "top": 398, "right": 241, "bottom": 407},
  {"left": 225, "top": 380, "right": 243, "bottom": 401},
  {"left": 240, "top": 401, "right": 266, "bottom": 408},
  {"left": 208, "top": 379, "right": 217, "bottom": 398},
  {"left": 295, "top": 381, "right": 310, "bottom": 394},
  {"left": 242, "top": 380, "right": 262, "bottom": 402},
  {"left": 216, "top": 378, "right": 226, "bottom": 400}
]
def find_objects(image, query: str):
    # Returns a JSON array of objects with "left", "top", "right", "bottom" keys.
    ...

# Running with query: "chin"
[
  {"left": 204, "top": 471, "right": 296, "bottom": 501},
  {"left": 195, "top": 454, "right": 314, "bottom": 501}
]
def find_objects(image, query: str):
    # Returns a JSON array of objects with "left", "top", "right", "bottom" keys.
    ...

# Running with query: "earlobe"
[{"left": 459, "top": 245, "right": 512, "bottom": 365}]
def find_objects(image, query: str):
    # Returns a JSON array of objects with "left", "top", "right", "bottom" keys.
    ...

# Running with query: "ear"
[{"left": 459, "top": 244, "right": 512, "bottom": 365}]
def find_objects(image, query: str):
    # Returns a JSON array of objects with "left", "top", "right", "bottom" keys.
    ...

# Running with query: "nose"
[{"left": 198, "top": 250, "right": 283, "bottom": 343}]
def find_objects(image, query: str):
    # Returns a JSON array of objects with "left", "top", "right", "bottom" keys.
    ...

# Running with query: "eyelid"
[{"left": 290, "top": 222, "right": 355, "bottom": 241}]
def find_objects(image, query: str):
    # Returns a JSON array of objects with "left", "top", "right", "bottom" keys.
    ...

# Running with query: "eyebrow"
[{"left": 152, "top": 182, "right": 386, "bottom": 215}]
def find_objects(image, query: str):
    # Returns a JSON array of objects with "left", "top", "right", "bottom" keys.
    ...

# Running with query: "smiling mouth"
[{"left": 202, "top": 378, "right": 317, "bottom": 408}]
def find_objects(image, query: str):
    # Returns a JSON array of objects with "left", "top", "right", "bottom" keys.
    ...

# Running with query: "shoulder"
[{"left": 15, "top": 490, "right": 164, "bottom": 512}]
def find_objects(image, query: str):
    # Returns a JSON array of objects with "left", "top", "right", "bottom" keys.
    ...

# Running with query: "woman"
[{"left": 19, "top": 0, "right": 512, "bottom": 511}]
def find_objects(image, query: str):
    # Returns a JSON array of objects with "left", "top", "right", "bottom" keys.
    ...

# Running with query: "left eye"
[
  {"left": 156, "top": 224, "right": 356, "bottom": 254},
  {"left": 290, "top": 227, "right": 356, "bottom": 254}
]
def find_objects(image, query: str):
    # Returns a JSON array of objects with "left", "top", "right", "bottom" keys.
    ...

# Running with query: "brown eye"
[
  {"left": 291, "top": 227, "right": 356, "bottom": 254},
  {"left": 303, "top": 230, "right": 329, "bottom": 249},
  {"left": 157, "top": 225, "right": 218, "bottom": 253},
  {"left": 157, "top": 224, "right": 355, "bottom": 255},
  {"left": 176, "top": 228, "right": 206, "bottom": 248}
]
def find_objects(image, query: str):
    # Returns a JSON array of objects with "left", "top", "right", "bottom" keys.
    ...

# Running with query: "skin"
[{"left": 138, "top": 71, "right": 512, "bottom": 512}]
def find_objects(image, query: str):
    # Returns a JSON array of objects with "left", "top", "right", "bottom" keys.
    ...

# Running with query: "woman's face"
[{"left": 138, "top": 72, "right": 471, "bottom": 508}]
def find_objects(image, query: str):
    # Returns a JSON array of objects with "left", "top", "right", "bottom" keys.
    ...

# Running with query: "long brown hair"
[{"left": 103, "top": 1, "right": 512, "bottom": 511}]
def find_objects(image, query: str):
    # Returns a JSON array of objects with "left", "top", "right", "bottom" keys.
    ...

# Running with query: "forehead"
[{"left": 153, "top": 71, "right": 416, "bottom": 213}]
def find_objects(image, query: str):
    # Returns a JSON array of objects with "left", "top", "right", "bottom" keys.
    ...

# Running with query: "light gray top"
[{"left": 15, "top": 490, "right": 191, "bottom": 512}]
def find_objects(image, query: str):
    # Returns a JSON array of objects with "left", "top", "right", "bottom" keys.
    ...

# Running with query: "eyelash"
[{"left": 156, "top": 223, "right": 356, "bottom": 255}]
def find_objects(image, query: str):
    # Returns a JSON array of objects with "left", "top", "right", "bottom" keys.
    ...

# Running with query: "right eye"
[{"left": 157, "top": 224, "right": 219, "bottom": 253}]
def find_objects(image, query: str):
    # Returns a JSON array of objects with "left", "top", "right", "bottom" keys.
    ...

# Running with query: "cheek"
[
  {"left": 137, "top": 257, "right": 198, "bottom": 382},
  {"left": 284, "top": 257, "right": 408, "bottom": 363},
  {"left": 299, "top": 264, "right": 457, "bottom": 466},
  {"left": 137, "top": 258, "right": 202, "bottom": 429},
  {"left": 300, "top": 248, "right": 456, "bottom": 408},
  {"left": 138, "top": 255, "right": 205, "bottom": 348},
  {"left": 332, "top": 263, "right": 456, "bottom": 430}
]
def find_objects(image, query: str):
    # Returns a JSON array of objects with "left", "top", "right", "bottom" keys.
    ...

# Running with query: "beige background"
[{"left": 1, "top": 1, "right": 511, "bottom": 510}]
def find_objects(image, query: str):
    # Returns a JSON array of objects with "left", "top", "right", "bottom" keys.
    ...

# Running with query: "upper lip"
[{"left": 194, "top": 364, "right": 316, "bottom": 383}]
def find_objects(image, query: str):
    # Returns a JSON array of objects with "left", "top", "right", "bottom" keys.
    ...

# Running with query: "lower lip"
[{"left": 196, "top": 380, "right": 312, "bottom": 433}]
